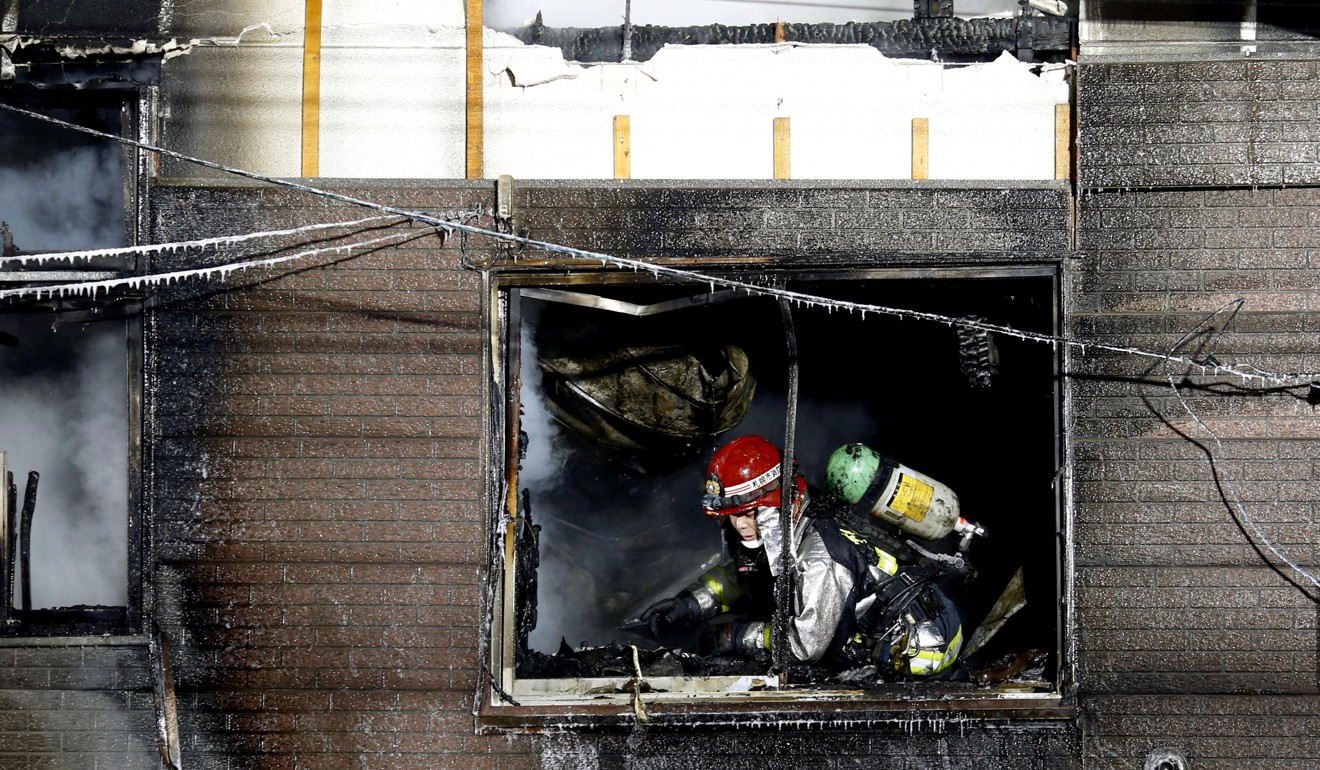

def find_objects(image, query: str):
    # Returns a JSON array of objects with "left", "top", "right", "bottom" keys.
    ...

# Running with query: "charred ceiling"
[{"left": 509, "top": 15, "right": 1075, "bottom": 64}]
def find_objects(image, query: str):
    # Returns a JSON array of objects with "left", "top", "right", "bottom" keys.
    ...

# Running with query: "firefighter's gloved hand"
[
  {"left": 639, "top": 592, "right": 702, "bottom": 635},
  {"left": 699, "top": 620, "right": 767, "bottom": 658},
  {"left": 699, "top": 620, "right": 737, "bottom": 655}
]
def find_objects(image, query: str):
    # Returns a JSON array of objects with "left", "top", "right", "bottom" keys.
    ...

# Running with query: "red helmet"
[{"left": 702, "top": 435, "right": 802, "bottom": 516}]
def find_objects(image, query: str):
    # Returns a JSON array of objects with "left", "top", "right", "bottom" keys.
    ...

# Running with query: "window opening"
[
  {"left": 0, "top": 94, "right": 140, "bottom": 635},
  {"left": 486, "top": 268, "right": 1064, "bottom": 715}
]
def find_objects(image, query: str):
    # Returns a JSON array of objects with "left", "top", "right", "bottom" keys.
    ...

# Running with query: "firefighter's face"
[{"left": 728, "top": 510, "right": 761, "bottom": 543}]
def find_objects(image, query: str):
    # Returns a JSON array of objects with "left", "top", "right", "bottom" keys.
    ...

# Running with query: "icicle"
[{"left": 0, "top": 215, "right": 395, "bottom": 267}]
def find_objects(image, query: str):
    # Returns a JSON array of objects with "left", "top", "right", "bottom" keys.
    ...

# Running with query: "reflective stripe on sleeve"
[
  {"left": 701, "top": 572, "right": 732, "bottom": 614},
  {"left": 907, "top": 625, "right": 963, "bottom": 676},
  {"left": 873, "top": 548, "right": 898, "bottom": 576}
]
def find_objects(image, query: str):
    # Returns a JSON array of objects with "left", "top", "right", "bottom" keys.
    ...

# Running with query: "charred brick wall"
[
  {"left": 1074, "top": 58, "right": 1320, "bottom": 770},
  {"left": 0, "top": 179, "right": 1066, "bottom": 770},
  {"left": 142, "top": 182, "right": 493, "bottom": 770},
  {"left": 1079, "top": 59, "right": 1320, "bottom": 188},
  {"left": 512, "top": 181, "right": 1069, "bottom": 265},
  {"left": 0, "top": 644, "right": 157, "bottom": 769},
  {"left": 6, "top": 97, "right": 1317, "bottom": 769}
]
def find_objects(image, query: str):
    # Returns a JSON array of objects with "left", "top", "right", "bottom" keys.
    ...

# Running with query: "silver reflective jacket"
[{"left": 686, "top": 505, "right": 960, "bottom": 673}]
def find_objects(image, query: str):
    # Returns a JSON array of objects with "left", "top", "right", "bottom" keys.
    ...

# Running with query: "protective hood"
[{"left": 756, "top": 488, "right": 811, "bottom": 577}]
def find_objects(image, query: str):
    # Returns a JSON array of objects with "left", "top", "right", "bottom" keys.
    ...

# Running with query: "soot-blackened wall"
[
  {"left": 139, "top": 180, "right": 1077, "bottom": 770},
  {"left": 4, "top": 55, "right": 1320, "bottom": 769},
  {"left": 1075, "top": 57, "right": 1320, "bottom": 770}
]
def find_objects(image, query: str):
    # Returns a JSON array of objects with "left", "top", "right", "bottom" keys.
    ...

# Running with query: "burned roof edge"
[
  {"left": 506, "top": 16, "right": 1075, "bottom": 65},
  {"left": 0, "top": 34, "right": 183, "bottom": 86}
]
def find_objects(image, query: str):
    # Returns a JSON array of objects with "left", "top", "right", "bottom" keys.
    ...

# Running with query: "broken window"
[
  {"left": 0, "top": 94, "right": 142, "bottom": 635},
  {"left": 482, "top": 266, "right": 1067, "bottom": 724}
]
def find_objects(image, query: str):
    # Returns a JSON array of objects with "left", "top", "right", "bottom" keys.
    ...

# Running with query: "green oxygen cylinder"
[{"left": 825, "top": 443, "right": 964, "bottom": 543}]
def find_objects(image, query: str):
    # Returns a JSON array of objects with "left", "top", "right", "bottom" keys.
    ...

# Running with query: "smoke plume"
[{"left": 0, "top": 104, "right": 129, "bottom": 609}]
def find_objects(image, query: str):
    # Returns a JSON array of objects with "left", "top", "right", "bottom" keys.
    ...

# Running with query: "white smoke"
[
  {"left": 0, "top": 105, "right": 129, "bottom": 609},
  {"left": 0, "top": 319, "right": 129, "bottom": 608},
  {"left": 516, "top": 298, "right": 582, "bottom": 652},
  {"left": 0, "top": 143, "right": 122, "bottom": 251},
  {"left": 518, "top": 297, "right": 723, "bottom": 652}
]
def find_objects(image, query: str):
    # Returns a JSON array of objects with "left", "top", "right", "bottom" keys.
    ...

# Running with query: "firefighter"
[{"left": 639, "top": 434, "right": 963, "bottom": 678}]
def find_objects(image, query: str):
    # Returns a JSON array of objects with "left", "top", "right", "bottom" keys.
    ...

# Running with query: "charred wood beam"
[
  {"left": 773, "top": 299, "right": 798, "bottom": 674},
  {"left": 19, "top": 471, "right": 35, "bottom": 612},
  {"left": 3, "top": 470, "right": 13, "bottom": 625},
  {"left": 514, "top": 488, "right": 540, "bottom": 667},
  {"left": 148, "top": 625, "right": 182, "bottom": 770},
  {"left": 507, "top": 17, "right": 1073, "bottom": 64}
]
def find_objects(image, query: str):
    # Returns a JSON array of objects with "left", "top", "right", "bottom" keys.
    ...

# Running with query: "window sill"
[
  {"left": 0, "top": 633, "right": 146, "bottom": 647},
  {"left": 477, "top": 678, "right": 1074, "bottom": 733}
]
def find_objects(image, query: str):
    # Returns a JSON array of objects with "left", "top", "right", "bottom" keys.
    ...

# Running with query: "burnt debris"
[
  {"left": 19, "top": 470, "right": 37, "bottom": 612},
  {"left": 0, "top": 37, "right": 167, "bottom": 88},
  {"left": 514, "top": 488, "right": 540, "bottom": 668},
  {"left": 1, "top": 223, "right": 15, "bottom": 258},
  {"left": 517, "top": 640, "right": 1052, "bottom": 689},
  {"left": 508, "top": 15, "right": 1074, "bottom": 65}
]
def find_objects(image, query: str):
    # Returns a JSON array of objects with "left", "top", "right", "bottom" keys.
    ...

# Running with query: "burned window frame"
[
  {"left": 478, "top": 262, "right": 1075, "bottom": 730},
  {"left": 0, "top": 88, "right": 148, "bottom": 638}
]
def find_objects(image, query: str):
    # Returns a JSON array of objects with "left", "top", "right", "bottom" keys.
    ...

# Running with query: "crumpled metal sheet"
[{"left": 539, "top": 343, "right": 755, "bottom": 451}]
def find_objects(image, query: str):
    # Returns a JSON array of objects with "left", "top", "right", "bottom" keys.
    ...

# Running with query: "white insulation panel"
[
  {"left": 159, "top": 3, "right": 1069, "bottom": 181},
  {"left": 486, "top": 42, "right": 1069, "bottom": 181}
]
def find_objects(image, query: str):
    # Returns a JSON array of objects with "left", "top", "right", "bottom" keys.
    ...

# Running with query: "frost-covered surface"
[{"left": 484, "top": 44, "right": 1069, "bottom": 180}]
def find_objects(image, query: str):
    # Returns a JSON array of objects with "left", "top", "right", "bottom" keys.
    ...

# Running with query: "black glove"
[{"left": 639, "top": 592, "right": 702, "bottom": 635}]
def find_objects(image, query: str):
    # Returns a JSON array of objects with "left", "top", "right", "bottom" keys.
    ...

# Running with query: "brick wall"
[
  {"left": 1080, "top": 59, "right": 1320, "bottom": 188},
  {"left": 514, "top": 182, "right": 1069, "bottom": 265},
  {"left": 114, "top": 180, "right": 1077, "bottom": 770},
  {"left": 0, "top": 645, "right": 157, "bottom": 770},
  {"left": 143, "top": 183, "right": 498, "bottom": 770},
  {"left": 9, "top": 50, "right": 1320, "bottom": 766},
  {"left": 1075, "top": 58, "right": 1320, "bottom": 770}
]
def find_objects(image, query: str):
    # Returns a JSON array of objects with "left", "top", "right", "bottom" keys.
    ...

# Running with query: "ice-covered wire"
[
  {"left": 5, "top": 102, "right": 1320, "bottom": 386},
  {"left": 0, "top": 103, "right": 471, "bottom": 232},
  {"left": 0, "top": 228, "right": 429, "bottom": 302},
  {"left": 477, "top": 237, "right": 1320, "bottom": 386},
  {"left": 1167, "top": 382, "right": 1320, "bottom": 591},
  {"left": 0, "top": 215, "right": 402, "bottom": 267},
  {"left": 1163, "top": 302, "right": 1320, "bottom": 591},
  {"left": 10, "top": 100, "right": 1319, "bottom": 615}
]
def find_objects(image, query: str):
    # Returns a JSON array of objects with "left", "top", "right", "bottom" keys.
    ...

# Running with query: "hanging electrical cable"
[
  {"left": 0, "top": 228, "right": 432, "bottom": 301},
  {"left": 773, "top": 298, "right": 799, "bottom": 673},
  {"left": 3, "top": 101, "right": 1319, "bottom": 388},
  {"left": 4, "top": 100, "right": 1315, "bottom": 609},
  {"left": 0, "top": 215, "right": 403, "bottom": 268},
  {"left": 1160, "top": 302, "right": 1320, "bottom": 591}
]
